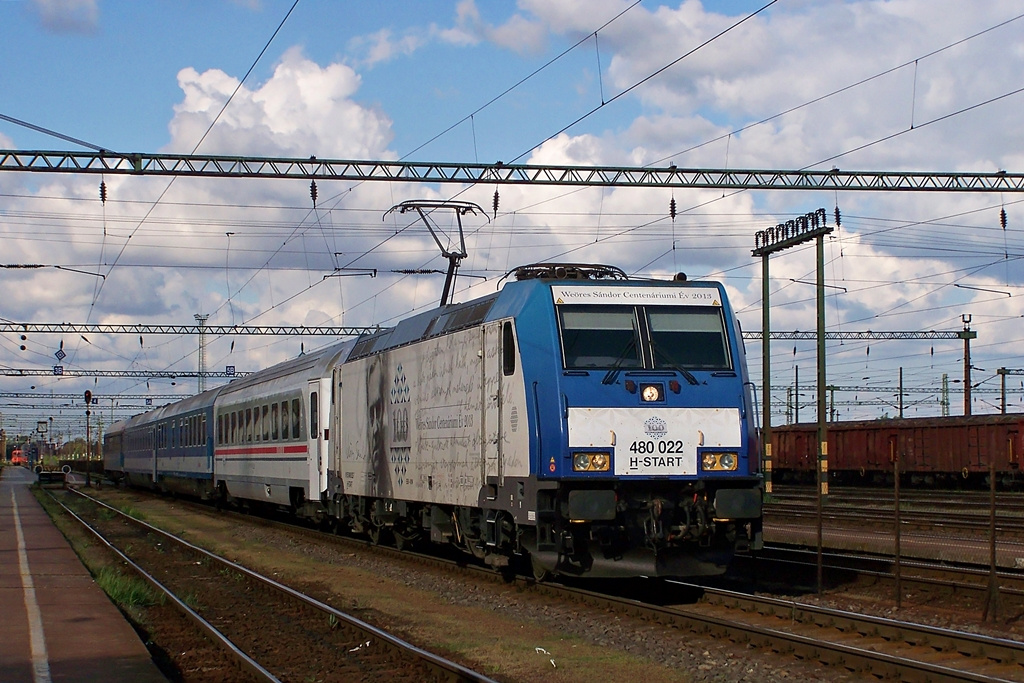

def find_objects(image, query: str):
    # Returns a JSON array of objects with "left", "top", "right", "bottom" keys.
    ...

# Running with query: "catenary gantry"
[
  {"left": 2, "top": 150, "right": 1023, "bottom": 191},
  {"left": 0, "top": 323, "right": 962, "bottom": 340}
]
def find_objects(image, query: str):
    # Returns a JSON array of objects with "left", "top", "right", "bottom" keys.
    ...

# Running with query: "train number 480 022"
[{"left": 629, "top": 439, "right": 685, "bottom": 454}]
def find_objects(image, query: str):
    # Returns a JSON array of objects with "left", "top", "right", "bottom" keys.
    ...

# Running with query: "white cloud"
[
  {"left": 170, "top": 47, "right": 394, "bottom": 159},
  {"left": 349, "top": 28, "right": 428, "bottom": 68}
]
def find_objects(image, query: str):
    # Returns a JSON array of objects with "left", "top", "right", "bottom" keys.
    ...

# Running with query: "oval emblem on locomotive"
[{"left": 644, "top": 416, "right": 668, "bottom": 439}]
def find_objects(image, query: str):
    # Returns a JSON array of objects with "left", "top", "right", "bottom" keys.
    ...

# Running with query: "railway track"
[
  {"left": 75, "top": 485, "right": 1024, "bottom": 682},
  {"left": 48, "top": 488, "right": 497, "bottom": 683},
  {"left": 769, "top": 486, "right": 1024, "bottom": 516},
  {"left": 728, "top": 545, "right": 1024, "bottom": 620},
  {"left": 766, "top": 502, "right": 1024, "bottom": 535}
]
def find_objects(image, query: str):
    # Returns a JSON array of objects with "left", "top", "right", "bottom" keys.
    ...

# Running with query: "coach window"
[
  {"left": 254, "top": 407, "right": 262, "bottom": 442},
  {"left": 502, "top": 321, "right": 516, "bottom": 376},
  {"left": 244, "top": 408, "right": 252, "bottom": 442},
  {"left": 231, "top": 412, "right": 238, "bottom": 445},
  {"left": 271, "top": 403, "right": 280, "bottom": 440},
  {"left": 310, "top": 392, "right": 319, "bottom": 439},
  {"left": 292, "top": 398, "right": 302, "bottom": 440},
  {"left": 262, "top": 405, "right": 270, "bottom": 441},
  {"left": 281, "top": 401, "right": 290, "bottom": 439},
  {"left": 290, "top": 397, "right": 301, "bottom": 440}
]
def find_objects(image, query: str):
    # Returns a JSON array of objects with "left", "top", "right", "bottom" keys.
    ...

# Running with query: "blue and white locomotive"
[{"left": 105, "top": 263, "right": 763, "bottom": 579}]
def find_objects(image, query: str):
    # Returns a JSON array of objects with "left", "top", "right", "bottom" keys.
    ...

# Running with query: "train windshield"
[
  {"left": 559, "top": 306, "right": 642, "bottom": 369},
  {"left": 557, "top": 304, "right": 731, "bottom": 371},
  {"left": 649, "top": 307, "right": 731, "bottom": 370}
]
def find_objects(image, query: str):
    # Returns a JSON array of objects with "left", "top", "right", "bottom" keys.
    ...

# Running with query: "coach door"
[
  {"left": 309, "top": 380, "right": 329, "bottom": 499},
  {"left": 151, "top": 427, "right": 158, "bottom": 484},
  {"left": 482, "top": 321, "right": 504, "bottom": 485}
]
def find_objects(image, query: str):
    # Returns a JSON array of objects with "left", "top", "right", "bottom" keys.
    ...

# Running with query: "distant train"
[
  {"left": 771, "top": 414, "right": 1023, "bottom": 488},
  {"left": 11, "top": 448, "right": 27, "bottom": 467},
  {"left": 105, "top": 263, "right": 763, "bottom": 579}
]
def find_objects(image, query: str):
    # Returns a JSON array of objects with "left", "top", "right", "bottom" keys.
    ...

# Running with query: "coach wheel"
[{"left": 962, "top": 467, "right": 969, "bottom": 479}]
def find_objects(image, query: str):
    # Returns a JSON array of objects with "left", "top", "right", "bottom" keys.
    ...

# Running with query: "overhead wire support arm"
[{"left": 2, "top": 150, "right": 1024, "bottom": 192}]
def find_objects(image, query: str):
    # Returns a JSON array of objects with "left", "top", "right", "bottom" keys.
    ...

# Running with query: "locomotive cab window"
[
  {"left": 558, "top": 306, "right": 641, "bottom": 369},
  {"left": 649, "top": 307, "right": 731, "bottom": 370},
  {"left": 557, "top": 303, "right": 731, "bottom": 371},
  {"left": 502, "top": 321, "right": 516, "bottom": 376}
]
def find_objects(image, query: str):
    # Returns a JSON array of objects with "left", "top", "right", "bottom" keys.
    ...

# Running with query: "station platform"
[{"left": 0, "top": 466, "right": 166, "bottom": 683}]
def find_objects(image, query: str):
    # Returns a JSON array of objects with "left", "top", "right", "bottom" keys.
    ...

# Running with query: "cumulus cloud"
[{"left": 170, "top": 46, "right": 394, "bottom": 158}]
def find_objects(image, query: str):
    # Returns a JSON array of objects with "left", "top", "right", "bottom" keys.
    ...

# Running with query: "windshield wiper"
[
  {"left": 649, "top": 338, "right": 700, "bottom": 386},
  {"left": 602, "top": 338, "right": 639, "bottom": 385}
]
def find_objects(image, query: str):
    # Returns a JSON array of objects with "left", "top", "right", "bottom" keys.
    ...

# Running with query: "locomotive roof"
[{"left": 348, "top": 268, "right": 727, "bottom": 362}]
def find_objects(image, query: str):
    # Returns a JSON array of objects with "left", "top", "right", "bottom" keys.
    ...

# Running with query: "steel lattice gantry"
[
  {"left": 0, "top": 323, "right": 379, "bottom": 336},
  {"left": 2, "top": 150, "right": 1024, "bottom": 191},
  {"left": 0, "top": 369, "right": 248, "bottom": 378},
  {"left": 1, "top": 323, "right": 961, "bottom": 340}
]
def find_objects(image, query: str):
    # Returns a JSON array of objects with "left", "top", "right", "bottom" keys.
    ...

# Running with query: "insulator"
[
  {"left": 492, "top": 189, "right": 499, "bottom": 219},
  {"left": 669, "top": 197, "right": 677, "bottom": 220},
  {"left": 99, "top": 181, "right": 107, "bottom": 204},
  {"left": 1000, "top": 207, "right": 1007, "bottom": 230},
  {"left": 834, "top": 206, "right": 841, "bottom": 227},
  {"left": 310, "top": 180, "right": 318, "bottom": 206}
]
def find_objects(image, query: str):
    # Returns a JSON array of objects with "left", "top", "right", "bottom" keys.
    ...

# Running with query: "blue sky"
[{"left": 1, "top": 0, "right": 1024, "bottom": 432}]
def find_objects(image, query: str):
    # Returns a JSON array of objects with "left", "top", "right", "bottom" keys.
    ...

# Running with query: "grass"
[
  {"left": 94, "top": 565, "right": 163, "bottom": 608},
  {"left": 118, "top": 504, "right": 146, "bottom": 521}
]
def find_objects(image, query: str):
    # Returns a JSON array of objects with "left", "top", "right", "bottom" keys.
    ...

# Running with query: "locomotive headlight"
[
  {"left": 701, "top": 451, "right": 739, "bottom": 471},
  {"left": 640, "top": 383, "right": 664, "bottom": 402},
  {"left": 572, "top": 451, "right": 612, "bottom": 472}
]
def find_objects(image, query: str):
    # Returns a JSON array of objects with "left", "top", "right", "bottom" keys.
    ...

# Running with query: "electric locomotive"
[{"left": 328, "top": 263, "right": 763, "bottom": 578}]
